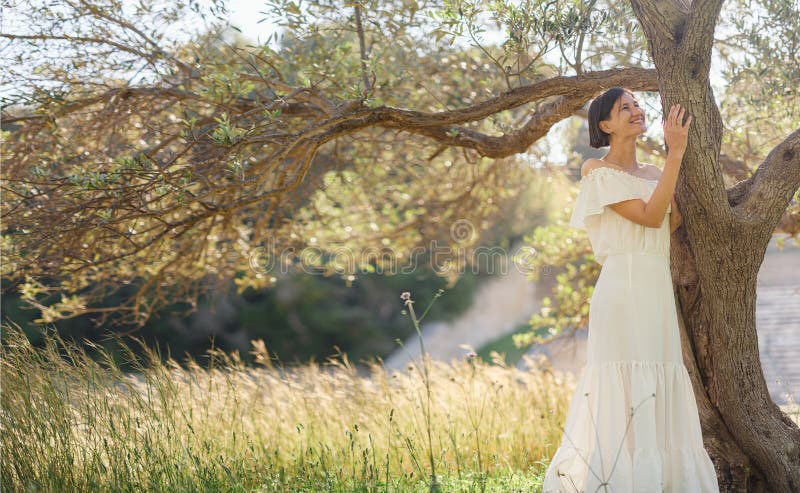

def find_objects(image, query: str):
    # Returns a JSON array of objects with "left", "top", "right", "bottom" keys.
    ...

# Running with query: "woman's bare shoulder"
[{"left": 580, "top": 158, "right": 607, "bottom": 178}]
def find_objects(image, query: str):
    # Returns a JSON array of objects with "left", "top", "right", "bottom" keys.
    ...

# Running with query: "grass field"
[
  {"left": 4, "top": 321, "right": 797, "bottom": 492},
  {"left": 0, "top": 324, "right": 575, "bottom": 492}
]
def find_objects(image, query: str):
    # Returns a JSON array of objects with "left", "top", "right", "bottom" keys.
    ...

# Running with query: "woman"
[{"left": 542, "top": 87, "right": 720, "bottom": 492}]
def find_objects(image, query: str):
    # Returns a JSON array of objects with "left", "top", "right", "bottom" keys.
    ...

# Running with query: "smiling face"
[{"left": 598, "top": 92, "right": 647, "bottom": 139}]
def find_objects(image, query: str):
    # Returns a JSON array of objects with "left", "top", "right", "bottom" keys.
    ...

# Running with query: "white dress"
[{"left": 542, "top": 166, "right": 720, "bottom": 492}]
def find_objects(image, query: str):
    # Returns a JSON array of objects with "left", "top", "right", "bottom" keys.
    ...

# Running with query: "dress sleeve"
[{"left": 568, "top": 167, "right": 646, "bottom": 230}]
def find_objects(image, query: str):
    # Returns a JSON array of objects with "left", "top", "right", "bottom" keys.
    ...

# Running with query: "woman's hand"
[{"left": 663, "top": 103, "right": 692, "bottom": 156}]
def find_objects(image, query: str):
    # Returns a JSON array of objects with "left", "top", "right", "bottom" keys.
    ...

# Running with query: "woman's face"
[{"left": 599, "top": 92, "right": 647, "bottom": 139}]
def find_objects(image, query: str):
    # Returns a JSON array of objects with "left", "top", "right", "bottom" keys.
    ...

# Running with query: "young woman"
[{"left": 542, "top": 87, "right": 720, "bottom": 492}]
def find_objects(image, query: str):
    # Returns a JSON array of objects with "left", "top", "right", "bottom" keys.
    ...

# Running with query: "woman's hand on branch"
[{"left": 663, "top": 103, "right": 692, "bottom": 157}]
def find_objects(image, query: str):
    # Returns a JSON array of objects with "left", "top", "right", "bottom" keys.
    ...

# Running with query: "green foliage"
[
  {"left": 476, "top": 322, "right": 550, "bottom": 366},
  {"left": 3, "top": 266, "right": 482, "bottom": 368},
  {"left": 428, "top": 0, "right": 644, "bottom": 78},
  {"left": 212, "top": 113, "right": 249, "bottom": 147},
  {"left": 718, "top": 0, "right": 800, "bottom": 171},
  {"left": 2, "top": 0, "right": 798, "bottom": 333},
  {"left": 512, "top": 216, "right": 599, "bottom": 347}
]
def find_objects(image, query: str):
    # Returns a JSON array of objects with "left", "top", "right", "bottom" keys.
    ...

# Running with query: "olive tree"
[{"left": 2, "top": 0, "right": 798, "bottom": 488}]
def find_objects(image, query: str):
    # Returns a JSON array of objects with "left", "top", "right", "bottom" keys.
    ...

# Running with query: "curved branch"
[
  {"left": 735, "top": 128, "right": 800, "bottom": 227},
  {"left": 405, "top": 95, "right": 587, "bottom": 157},
  {"left": 244, "top": 67, "right": 659, "bottom": 172},
  {"left": 372, "top": 67, "right": 658, "bottom": 128}
]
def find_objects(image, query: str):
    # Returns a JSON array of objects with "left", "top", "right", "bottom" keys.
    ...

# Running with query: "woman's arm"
[
  {"left": 598, "top": 154, "right": 681, "bottom": 228},
  {"left": 603, "top": 104, "right": 691, "bottom": 229}
]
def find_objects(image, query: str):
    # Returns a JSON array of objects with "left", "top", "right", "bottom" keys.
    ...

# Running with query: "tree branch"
[
  {"left": 249, "top": 67, "right": 659, "bottom": 166},
  {"left": 406, "top": 95, "right": 587, "bottom": 156},
  {"left": 673, "top": 0, "right": 727, "bottom": 89},
  {"left": 682, "top": 0, "right": 727, "bottom": 58},
  {"left": 628, "top": 1, "right": 730, "bottom": 230},
  {"left": 354, "top": 4, "right": 372, "bottom": 95},
  {"left": 736, "top": 128, "right": 800, "bottom": 228},
  {"left": 628, "top": 0, "right": 689, "bottom": 45},
  {"left": 1, "top": 33, "right": 156, "bottom": 63}
]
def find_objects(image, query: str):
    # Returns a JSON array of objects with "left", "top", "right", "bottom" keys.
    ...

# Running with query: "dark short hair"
[{"left": 588, "top": 87, "right": 635, "bottom": 148}]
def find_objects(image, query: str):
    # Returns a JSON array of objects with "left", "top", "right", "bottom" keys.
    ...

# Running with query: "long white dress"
[{"left": 542, "top": 166, "right": 720, "bottom": 492}]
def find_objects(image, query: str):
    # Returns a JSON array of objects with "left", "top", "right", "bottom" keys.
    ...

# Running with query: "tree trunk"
[
  {"left": 626, "top": 0, "right": 800, "bottom": 490},
  {"left": 672, "top": 225, "right": 800, "bottom": 491}
]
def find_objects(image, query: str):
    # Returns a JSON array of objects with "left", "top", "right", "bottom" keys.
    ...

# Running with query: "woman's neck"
[{"left": 603, "top": 140, "right": 639, "bottom": 169}]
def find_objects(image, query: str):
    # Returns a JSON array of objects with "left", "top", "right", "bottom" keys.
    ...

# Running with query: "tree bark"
[{"left": 630, "top": 0, "right": 800, "bottom": 490}]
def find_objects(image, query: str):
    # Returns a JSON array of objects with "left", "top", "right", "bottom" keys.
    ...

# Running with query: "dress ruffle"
[
  {"left": 569, "top": 167, "right": 670, "bottom": 232},
  {"left": 542, "top": 361, "right": 719, "bottom": 493}
]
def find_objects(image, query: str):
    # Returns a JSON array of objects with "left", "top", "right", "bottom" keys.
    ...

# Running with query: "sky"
[{"left": 225, "top": 0, "right": 282, "bottom": 46}]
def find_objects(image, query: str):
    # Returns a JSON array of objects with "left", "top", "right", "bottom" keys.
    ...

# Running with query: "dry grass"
[
  {"left": 0, "top": 323, "right": 574, "bottom": 492},
  {"left": 4, "top": 314, "right": 797, "bottom": 493}
]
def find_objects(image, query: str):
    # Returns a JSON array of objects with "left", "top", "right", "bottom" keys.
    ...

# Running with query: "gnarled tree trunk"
[{"left": 629, "top": 0, "right": 800, "bottom": 490}]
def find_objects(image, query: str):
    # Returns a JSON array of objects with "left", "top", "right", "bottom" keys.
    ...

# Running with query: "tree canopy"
[{"left": 1, "top": 0, "right": 797, "bottom": 329}]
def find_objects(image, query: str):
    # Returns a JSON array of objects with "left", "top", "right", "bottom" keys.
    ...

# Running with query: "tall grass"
[{"left": 0, "top": 320, "right": 574, "bottom": 492}]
